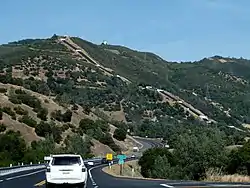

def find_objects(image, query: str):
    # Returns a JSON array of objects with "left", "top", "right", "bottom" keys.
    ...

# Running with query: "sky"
[{"left": 1, "top": 0, "right": 250, "bottom": 62}]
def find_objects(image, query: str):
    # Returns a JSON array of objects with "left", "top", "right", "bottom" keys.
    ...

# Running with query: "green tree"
[
  {"left": 150, "top": 155, "right": 175, "bottom": 179},
  {"left": 139, "top": 148, "right": 175, "bottom": 178},
  {"left": 37, "top": 108, "right": 48, "bottom": 121},
  {"left": 226, "top": 140, "right": 250, "bottom": 175},
  {"left": 173, "top": 128, "right": 227, "bottom": 180},
  {"left": 113, "top": 128, "right": 127, "bottom": 141},
  {"left": 0, "top": 131, "right": 27, "bottom": 166},
  {"left": 62, "top": 110, "right": 72, "bottom": 122},
  {"left": 64, "top": 134, "right": 92, "bottom": 158}
]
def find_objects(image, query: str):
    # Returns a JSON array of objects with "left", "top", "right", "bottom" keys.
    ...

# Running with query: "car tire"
[
  {"left": 78, "top": 182, "right": 86, "bottom": 188},
  {"left": 46, "top": 182, "right": 53, "bottom": 188}
]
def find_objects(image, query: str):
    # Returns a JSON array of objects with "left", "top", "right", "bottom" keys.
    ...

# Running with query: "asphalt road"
[{"left": 1, "top": 138, "right": 250, "bottom": 188}]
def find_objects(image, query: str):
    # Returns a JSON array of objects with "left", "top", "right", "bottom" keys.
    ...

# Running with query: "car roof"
[{"left": 52, "top": 154, "right": 82, "bottom": 157}]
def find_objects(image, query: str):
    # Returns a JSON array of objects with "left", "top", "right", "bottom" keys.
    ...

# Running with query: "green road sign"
[{"left": 117, "top": 154, "right": 126, "bottom": 165}]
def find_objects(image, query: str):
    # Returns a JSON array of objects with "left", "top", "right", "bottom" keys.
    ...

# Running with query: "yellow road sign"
[{"left": 106, "top": 153, "right": 113, "bottom": 160}]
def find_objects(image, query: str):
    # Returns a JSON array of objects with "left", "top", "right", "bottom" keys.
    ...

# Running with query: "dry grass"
[
  {"left": 205, "top": 168, "right": 250, "bottom": 182},
  {"left": 103, "top": 160, "right": 142, "bottom": 178},
  {"left": 0, "top": 83, "right": 139, "bottom": 156}
]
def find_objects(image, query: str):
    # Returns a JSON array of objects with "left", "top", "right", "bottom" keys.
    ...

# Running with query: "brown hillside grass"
[
  {"left": 0, "top": 83, "right": 135, "bottom": 155},
  {"left": 205, "top": 169, "right": 250, "bottom": 182}
]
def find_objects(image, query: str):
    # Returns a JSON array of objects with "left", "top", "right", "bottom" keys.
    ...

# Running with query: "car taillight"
[
  {"left": 82, "top": 167, "right": 86, "bottom": 172},
  {"left": 47, "top": 167, "right": 51, "bottom": 172}
]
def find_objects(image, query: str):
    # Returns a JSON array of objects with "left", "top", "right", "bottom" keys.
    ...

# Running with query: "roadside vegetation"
[{"left": 139, "top": 127, "right": 250, "bottom": 181}]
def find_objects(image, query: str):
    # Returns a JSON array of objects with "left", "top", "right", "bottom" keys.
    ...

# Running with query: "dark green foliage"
[
  {"left": 113, "top": 128, "right": 127, "bottom": 141},
  {"left": 37, "top": 107, "right": 48, "bottom": 121},
  {"left": 35, "top": 121, "right": 62, "bottom": 144},
  {"left": 78, "top": 118, "right": 119, "bottom": 151},
  {"left": 0, "top": 88, "right": 7, "bottom": 93},
  {"left": 14, "top": 106, "right": 28, "bottom": 115},
  {"left": 139, "top": 148, "right": 175, "bottom": 178},
  {"left": 99, "top": 133, "right": 120, "bottom": 152},
  {"left": 62, "top": 123, "right": 70, "bottom": 132},
  {"left": 2, "top": 107, "right": 16, "bottom": 120},
  {"left": 71, "top": 104, "right": 78, "bottom": 111},
  {"left": 79, "top": 118, "right": 95, "bottom": 133},
  {"left": 51, "top": 110, "right": 72, "bottom": 123},
  {"left": 63, "top": 134, "right": 92, "bottom": 158},
  {"left": 0, "top": 131, "right": 27, "bottom": 166},
  {"left": 0, "top": 124, "right": 6, "bottom": 133},
  {"left": 11, "top": 89, "right": 42, "bottom": 110},
  {"left": 62, "top": 110, "right": 72, "bottom": 122},
  {"left": 226, "top": 141, "right": 250, "bottom": 175},
  {"left": 139, "top": 128, "right": 228, "bottom": 180},
  {"left": 18, "top": 115, "right": 37, "bottom": 127}
]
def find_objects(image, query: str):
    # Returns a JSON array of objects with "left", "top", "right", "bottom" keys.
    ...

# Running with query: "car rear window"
[{"left": 52, "top": 156, "right": 81, "bottom": 166}]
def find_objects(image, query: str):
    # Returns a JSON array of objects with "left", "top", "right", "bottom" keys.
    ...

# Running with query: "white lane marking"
[
  {"left": 88, "top": 164, "right": 106, "bottom": 186},
  {"left": 0, "top": 180, "right": 3, "bottom": 182},
  {"left": 5, "top": 169, "right": 45, "bottom": 181},
  {"left": 160, "top": 184, "right": 174, "bottom": 188}
]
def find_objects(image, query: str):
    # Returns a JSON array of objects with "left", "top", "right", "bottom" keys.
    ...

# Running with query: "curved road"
[{"left": 1, "top": 138, "right": 250, "bottom": 188}]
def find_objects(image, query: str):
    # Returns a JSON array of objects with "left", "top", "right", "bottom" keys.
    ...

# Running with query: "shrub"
[
  {"left": 15, "top": 89, "right": 26, "bottom": 95},
  {"left": 35, "top": 121, "right": 62, "bottom": 144},
  {"left": 71, "top": 104, "right": 78, "bottom": 111},
  {"left": 2, "top": 107, "right": 16, "bottom": 120},
  {"left": 44, "top": 99, "right": 49, "bottom": 103},
  {"left": 9, "top": 95, "right": 22, "bottom": 104},
  {"left": 113, "top": 128, "right": 127, "bottom": 141},
  {"left": 37, "top": 108, "right": 48, "bottom": 121},
  {"left": 19, "top": 115, "right": 37, "bottom": 127},
  {"left": 62, "top": 124, "right": 70, "bottom": 132},
  {"left": 14, "top": 106, "right": 28, "bottom": 115},
  {"left": 62, "top": 110, "right": 72, "bottom": 122},
  {"left": 51, "top": 110, "right": 62, "bottom": 121},
  {"left": 51, "top": 110, "right": 72, "bottom": 122},
  {"left": 0, "top": 123, "right": 6, "bottom": 133},
  {"left": 0, "top": 88, "right": 7, "bottom": 93}
]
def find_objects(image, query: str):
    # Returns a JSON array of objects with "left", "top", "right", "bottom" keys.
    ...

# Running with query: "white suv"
[{"left": 46, "top": 154, "right": 87, "bottom": 188}]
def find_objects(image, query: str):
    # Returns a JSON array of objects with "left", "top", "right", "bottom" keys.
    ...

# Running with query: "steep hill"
[{"left": 0, "top": 34, "right": 250, "bottom": 156}]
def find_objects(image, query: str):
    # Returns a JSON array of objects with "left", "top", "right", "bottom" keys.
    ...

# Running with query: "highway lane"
[{"left": 0, "top": 168, "right": 45, "bottom": 188}]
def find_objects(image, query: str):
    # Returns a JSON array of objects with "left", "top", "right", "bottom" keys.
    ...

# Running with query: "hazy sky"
[{"left": 1, "top": 0, "right": 249, "bottom": 62}]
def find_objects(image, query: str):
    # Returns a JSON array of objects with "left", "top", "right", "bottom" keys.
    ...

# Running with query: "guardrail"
[
  {"left": 0, "top": 164, "right": 46, "bottom": 176},
  {"left": 0, "top": 158, "right": 103, "bottom": 177}
]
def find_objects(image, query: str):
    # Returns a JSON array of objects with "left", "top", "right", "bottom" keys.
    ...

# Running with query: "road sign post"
[
  {"left": 117, "top": 154, "right": 127, "bottom": 175},
  {"left": 108, "top": 162, "right": 112, "bottom": 169},
  {"left": 131, "top": 168, "right": 135, "bottom": 177}
]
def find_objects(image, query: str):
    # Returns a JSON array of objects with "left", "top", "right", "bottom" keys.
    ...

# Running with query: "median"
[{"left": 102, "top": 160, "right": 143, "bottom": 178}]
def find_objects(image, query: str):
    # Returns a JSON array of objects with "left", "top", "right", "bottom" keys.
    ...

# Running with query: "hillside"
[{"left": 1, "top": 34, "right": 250, "bottom": 161}]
